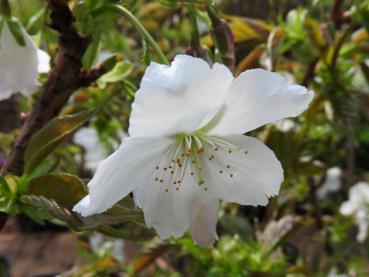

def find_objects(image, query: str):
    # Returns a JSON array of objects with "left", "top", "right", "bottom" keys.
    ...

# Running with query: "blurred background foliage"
[{"left": 1, "top": 0, "right": 369, "bottom": 276}]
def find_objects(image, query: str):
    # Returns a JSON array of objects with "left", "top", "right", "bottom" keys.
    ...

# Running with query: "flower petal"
[
  {"left": 190, "top": 194, "right": 219, "bottom": 247},
  {"left": 73, "top": 136, "right": 174, "bottom": 216},
  {"left": 37, "top": 49, "right": 51, "bottom": 73},
  {"left": 0, "top": 21, "right": 39, "bottom": 98},
  {"left": 129, "top": 55, "right": 233, "bottom": 137},
  {"left": 208, "top": 69, "right": 314, "bottom": 135},
  {"left": 133, "top": 171, "right": 199, "bottom": 239},
  {"left": 201, "top": 134, "right": 283, "bottom": 206}
]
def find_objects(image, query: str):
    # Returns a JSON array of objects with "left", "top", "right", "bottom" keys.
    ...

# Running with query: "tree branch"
[{"left": 1, "top": 0, "right": 105, "bottom": 176}]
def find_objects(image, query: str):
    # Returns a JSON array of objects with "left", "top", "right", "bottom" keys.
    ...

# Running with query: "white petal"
[
  {"left": 0, "top": 21, "right": 39, "bottom": 99},
  {"left": 339, "top": 201, "right": 355, "bottom": 216},
  {"left": 73, "top": 137, "right": 174, "bottom": 216},
  {"left": 317, "top": 167, "right": 342, "bottom": 199},
  {"left": 200, "top": 134, "right": 283, "bottom": 206},
  {"left": 133, "top": 169, "right": 199, "bottom": 239},
  {"left": 37, "top": 49, "right": 51, "bottom": 73},
  {"left": 208, "top": 69, "right": 314, "bottom": 135},
  {"left": 190, "top": 194, "right": 219, "bottom": 247},
  {"left": 129, "top": 55, "right": 233, "bottom": 137}
]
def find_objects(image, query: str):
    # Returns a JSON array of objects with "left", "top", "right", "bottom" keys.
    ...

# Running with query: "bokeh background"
[{"left": 0, "top": 0, "right": 369, "bottom": 276}]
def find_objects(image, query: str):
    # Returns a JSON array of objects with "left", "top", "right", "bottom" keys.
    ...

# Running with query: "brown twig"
[
  {"left": 0, "top": 0, "right": 105, "bottom": 177},
  {"left": 300, "top": 57, "right": 319, "bottom": 87},
  {"left": 0, "top": 96, "right": 20, "bottom": 133},
  {"left": 331, "top": 0, "right": 351, "bottom": 27}
]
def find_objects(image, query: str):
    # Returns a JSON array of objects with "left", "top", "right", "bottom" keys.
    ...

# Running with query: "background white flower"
[
  {"left": 0, "top": 20, "right": 50, "bottom": 101},
  {"left": 327, "top": 268, "right": 348, "bottom": 277},
  {"left": 340, "top": 182, "right": 369, "bottom": 242},
  {"left": 317, "top": 167, "right": 342, "bottom": 199},
  {"left": 73, "top": 55, "right": 314, "bottom": 246},
  {"left": 74, "top": 127, "right": 128, "bottom": 172},
  {"left": 74, "top": 127, "right": 107, "bottom": 172}
]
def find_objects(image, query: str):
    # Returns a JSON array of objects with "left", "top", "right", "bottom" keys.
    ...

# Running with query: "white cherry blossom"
[
  {"left": 73, "top": 55, "right": 314, "bottom": 246},
  {"left": 0, "top": 20, "right": 50, "bottom": 101},
  {"left": 317, "top": 167, "right": 342, "bottom": 199},
  {"left": 340, "top": 182, "right": 369, "bottom": 242},
  {"left": 74, "top": 127, "right": 107, "bottom": 172}
]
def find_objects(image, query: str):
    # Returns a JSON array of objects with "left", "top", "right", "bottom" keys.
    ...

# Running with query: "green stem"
[
  {"left": 206, "top": 5, "right": 221, "bottom": 25},
  {"left": 93, "top": 4, "right": 169, "bottom": 65},
  {"left": 0, "top": 0, "right": 11, "bottom": 18}
]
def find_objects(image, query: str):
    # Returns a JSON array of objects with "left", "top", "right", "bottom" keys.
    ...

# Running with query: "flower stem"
[
  {"left": 94, "top": 4, "right": 169, "bottom": 65},
  {"left": 0, "top": 0, "right": 11, "bottom": 18}
]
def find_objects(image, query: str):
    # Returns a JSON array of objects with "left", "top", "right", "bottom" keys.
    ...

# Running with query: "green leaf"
[
  {"left": 7, "top": 19, "right": 26, "bottom": 46},
  {"left": 25, "top": 173, "right": 145, "bottom": 231},
  {"left": 21, "top": 195, "right": 82, "bottom": 228},
  {"left": 96, "top": 61, "right": 132, "bottom": 89},
  {"left": 141, "top": 39, "right": 152, "bottom": 66},
  {"left": 0, "top": 176, "right": 18, "bottom": 214},
  {"left": 160, "top": 0, "right": 212, "bottom": 7},
  {"left": 27, "top": 174, "right": 86, "bottom": 209},
  {"left": 24, "top": 109, "right": 95, "bottom": 173},
  {"left": 82, "top": 34, "right": 101, "bottom": 69},
  {"left": 0, "top": 0, "right": 11, "bottom": 18},
  {"left": 0, "top": 177, "right": 7, "bottom": 187},
  {"left": 26, "top": 8, "right": 45, "bottom": 34},
  {"left": 99, "top": 54, "right": 117, "bottom": 71}
]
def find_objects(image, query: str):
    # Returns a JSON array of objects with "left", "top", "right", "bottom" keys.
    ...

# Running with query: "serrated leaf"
[
  {"left": 80, "top": 197, "right": 145, "bottom": 229},
  {"left": 24, "top": 109, "right": 95, "bottom": 173},
  {"left": 97, "top": 61, "right": 132, "bottom": 89},
  {"left": 28, "top": 174, "right": 86, "bottom": 209},
  {"left": 21, "top": 195, "right": 81, "bottom": 228},
  {"left": 25, "top": 173, "right": 145, "bottom": 231}
]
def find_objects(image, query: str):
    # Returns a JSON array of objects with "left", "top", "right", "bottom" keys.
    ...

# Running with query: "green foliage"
[
  {"left": 97, "top": 61, "right": 133, "bottom": 89},
  {"left": 24, "top": 110, "right": 95, "bottom": 173}
]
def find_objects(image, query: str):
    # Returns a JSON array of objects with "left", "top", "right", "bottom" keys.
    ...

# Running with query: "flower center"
[{"left": 153, "top": 134, "right": 248, "bottom": 193}]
